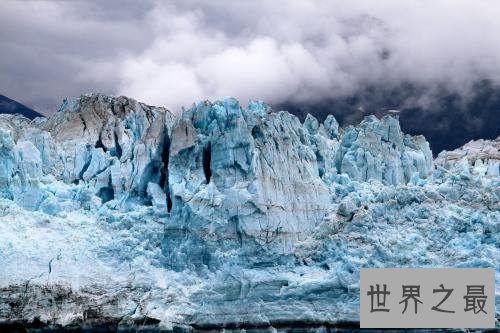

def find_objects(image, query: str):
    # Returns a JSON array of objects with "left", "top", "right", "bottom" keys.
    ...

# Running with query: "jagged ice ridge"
[{"left": 0, "top": 93, "right": 498, "bottom": 329}]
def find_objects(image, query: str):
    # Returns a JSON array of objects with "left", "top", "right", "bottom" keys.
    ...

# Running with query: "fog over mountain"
[
  {"left": 279, "top": 81, "right": 500, "bottom": 154},
  {"left": 0, "top": 0, "right": 499, "bottom": 152}
]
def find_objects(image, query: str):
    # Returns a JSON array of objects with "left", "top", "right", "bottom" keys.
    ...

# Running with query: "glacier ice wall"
[
  {"left": 165, "top": 98, "right": 333, "bottom": 271},
  {"left": 0, "top": 93, "right": 498, "bottom": 329}
]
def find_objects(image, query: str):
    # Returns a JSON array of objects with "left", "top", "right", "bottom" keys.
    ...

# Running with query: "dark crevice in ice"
[
  {"left": 166, "top": 189, "right": 173, "bottom": 213},
  {"left": 251, "top": 126, "right": 264, "bottom": 140},
  {"left": 112, "top": 131, "right": 122, "bottom": 158},
  {"left": 137, "top": 162, "right": 162, "bottom": 198},
  {"left": 78, "top": 145, "right": 93, "bottom": 180},
  {"left": 202, "top": 142, "right": 212, "bottom": 184},
  {"left": 97, "top": 187, "right": 114, "bottom": 204},
  {"left": 95, "top": 135, "right": 107, "bottom": 153},
  {"left": 159, "top": 135, "right": 170, "bottom": 189},
  {"left": 97, "top": 175, "right": 115, "bottom": 203},
  {"left": 160, "top": 133, "right": 172, "bottom": 213},
  {"left": 79, "top": 114, "right": 87, "bottom": 135}
]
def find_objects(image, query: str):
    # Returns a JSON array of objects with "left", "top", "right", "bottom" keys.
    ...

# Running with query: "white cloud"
[
  {"left": 115, "top": 0, "right": 500, "bottom": 113},
  {"left": 1, "top": 0, "right": 500, "bottom": 113}
]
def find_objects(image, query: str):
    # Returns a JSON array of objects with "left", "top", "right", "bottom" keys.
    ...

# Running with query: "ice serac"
[
  {"left": 0, "top": 94, "right": 176, "bottom": 213},
  {"left": 42, "top": 94, "right": 176, "bottom": 203},
  {"left": 335, "top": 115, "right": 433, "bottom": 185},
  {"left": 0, "top": 115, "right": 43, "bottom": 210},
  {"left": 435, "top": 137, "right": 500, "bottom": 177},
  {"left": 164, "top": 98, "right": 331, "bottom": 271},
  {"left": 303, "top": 113, "right": 340, "bottom": 184},
  {"left": 0, "top": 93, "right": 498, "bottom": 330}
]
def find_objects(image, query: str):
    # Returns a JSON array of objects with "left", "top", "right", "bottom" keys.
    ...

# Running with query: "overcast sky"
[{"left": 1, "top": 0, "right": 500, "bottom": 115}]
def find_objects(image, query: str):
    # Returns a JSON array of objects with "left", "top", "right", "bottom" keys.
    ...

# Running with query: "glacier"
[{"left": 0, "top": 93, "right": 498, "bottom": 330}]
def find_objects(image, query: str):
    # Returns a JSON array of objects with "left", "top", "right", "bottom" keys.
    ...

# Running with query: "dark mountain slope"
[
  {"left": 0, "top": 95, "right": 43, "bottom": 119},
  {"left": 278, "top": 80, "right": 500, "bottom": 154}
]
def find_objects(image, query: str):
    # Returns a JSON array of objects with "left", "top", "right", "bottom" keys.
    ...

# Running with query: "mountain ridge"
[{"left": 0, "top": 94, "right": 43, "bottom": 119}]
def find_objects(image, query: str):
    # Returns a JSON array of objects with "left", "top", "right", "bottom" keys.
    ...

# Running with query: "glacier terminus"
[{"left": 0, "top": 93, "right": 498, "bottom": 331}]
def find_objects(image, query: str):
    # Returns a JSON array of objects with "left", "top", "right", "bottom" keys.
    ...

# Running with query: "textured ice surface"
[{"left": 0, "top": 94, "right": 498, "bottom": 330}]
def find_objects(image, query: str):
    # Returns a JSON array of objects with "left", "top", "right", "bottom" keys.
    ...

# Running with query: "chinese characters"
[
  {"left": 360, "top": 268, "right": 494, "bottom": 329},
  {"left": 367, "top": 284, "right": 487, "bottom": 314}
]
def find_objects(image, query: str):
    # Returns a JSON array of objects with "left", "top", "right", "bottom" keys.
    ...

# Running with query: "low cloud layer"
[{"left": 1, "top": 0, "right": 500, "bottom": 114}]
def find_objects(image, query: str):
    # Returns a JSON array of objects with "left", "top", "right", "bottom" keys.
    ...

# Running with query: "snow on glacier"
[{"left": 0, "top": 93, "right": 498, "bottom": 328}]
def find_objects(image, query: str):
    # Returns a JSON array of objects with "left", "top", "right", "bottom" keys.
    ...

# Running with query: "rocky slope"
[{"left": 0, "top": 93, "right": 498, "bottom": 330}]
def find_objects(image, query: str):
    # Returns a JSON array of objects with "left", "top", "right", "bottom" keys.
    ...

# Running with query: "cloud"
[
  {"left": 119, "top": 0, "right": 500, "bottom": 112},
  {"left": 1, "top": 0, "right": 500, "bottom": 114},
  {"left": 0, "top": 0, "right": 155, "bottom": 114}
]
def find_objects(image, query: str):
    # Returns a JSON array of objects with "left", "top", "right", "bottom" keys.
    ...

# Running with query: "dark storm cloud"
[
  {"left": 1, "top": 0, "right": 500, "bottom": 118},
  {"left": 0, "top": 0, "right": 156, "bottom": 113}
]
